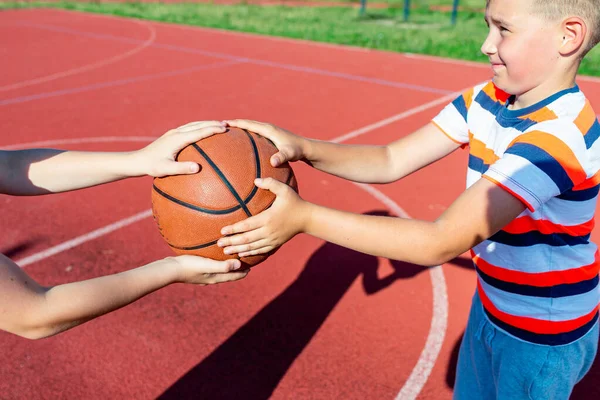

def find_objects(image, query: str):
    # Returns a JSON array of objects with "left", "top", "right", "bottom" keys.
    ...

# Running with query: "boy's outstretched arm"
[
  {"left": 0, "top": 121, "right": 226, "bottom": 195},
  {"left": 0, "top": 254, "right": 247, "bottom": 340},
  {"left": 218, "top": 177, "right": 526, "bottom": 267},
  {"left": 225, "top": 119, "right": 461, "bottom": 184}
]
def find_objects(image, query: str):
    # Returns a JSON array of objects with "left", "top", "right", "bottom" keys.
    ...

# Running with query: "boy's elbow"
[
  {"left": 414, "top": 252, "right": 451, "bottom": 268},
  {"left": 419, "top": 224, "right": 466, "bottom": 267},
  {"left": 423, "top": 250, "right": 459, "bottom": 268},
  {"left": 9, "top": 312, "right": 64, "bottom": 340},
  {"left": 16, "top": 328, "right": 50, "bottom": 340},
  {"left": 10, "top": 322, "right": 60, "bottom": 340}
]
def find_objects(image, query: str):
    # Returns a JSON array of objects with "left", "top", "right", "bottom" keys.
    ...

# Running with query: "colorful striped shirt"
[{"left": 433, "top": 82, "right": 600, "bottom": 346}]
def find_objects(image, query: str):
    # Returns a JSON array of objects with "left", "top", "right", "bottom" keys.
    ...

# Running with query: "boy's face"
[{"left": 482, "top": 0, "right": 561, "bottom": 96}]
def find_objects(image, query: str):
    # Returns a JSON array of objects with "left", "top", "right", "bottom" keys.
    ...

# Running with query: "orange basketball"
[{"left": 151, "top": 128, "right": 298, "bottom": 267}]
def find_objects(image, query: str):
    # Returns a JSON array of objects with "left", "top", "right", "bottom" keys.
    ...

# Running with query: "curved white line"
[
  {"left": 396, "top": 265, "right": 448, "bottom": 400},
  {"left": 16, "top": 210, "right": 153, "bottom": 268},
  {"left": 0, "top": 19, "right": 156, "bottom": 92},
  {"left": 352, "top": 183, "right": 448, "bottom": 400}
]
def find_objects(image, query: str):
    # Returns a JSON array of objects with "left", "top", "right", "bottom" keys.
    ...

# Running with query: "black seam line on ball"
[
  {"left": 169, "top": 239, "right": 218, "bottom": 251},
  {"left": 242, "top": 129, "right": 261, "bottom": 206},
  {"left": 153, "top": 184, "right": 243, "bottom": 214},
  {"left": 191, "top": 143, "right": 252, "bottom": 217},
  {"left": 242, "top": 129, "right": 262, "bottom": 179}
]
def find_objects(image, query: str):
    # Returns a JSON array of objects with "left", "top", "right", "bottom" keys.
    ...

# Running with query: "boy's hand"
[
  {"left": 134, "top": 121, "right": 227, "bottom": 177},
  {"left": 224, "top": 119, "right": 310, "bottom": 167},
  {"left": 169, "top": 255, "right": 249, "bottom": 285},
  {"left": 217, "top": 177, "right": 309, "bottom": 257}
]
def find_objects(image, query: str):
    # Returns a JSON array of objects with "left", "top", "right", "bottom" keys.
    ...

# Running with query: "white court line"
[
  {"left": 6, "top": 84, "right": 465, "bottom": 398},
  {"left": 0, "top": 60, "right": 243, "bottom": 107},
  {"left": 332, "top": 91, "right": 462, "bottom": 143},
  {"left": 0, "top": 19, "right": 156, "bottom": 92},
  {"left": 0, "top": 136, "right": 158, "bottom": 150},
  {"left": 353, "top": 183, "right": 448, "bottom": 400},
  {"left": 15, "top": 210, "right": 153, "bottom": 268}
]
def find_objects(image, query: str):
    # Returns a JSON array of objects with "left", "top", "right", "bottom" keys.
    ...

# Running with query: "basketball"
[{"left": 151, "top": 127, "right": 298, "bottom": 267}]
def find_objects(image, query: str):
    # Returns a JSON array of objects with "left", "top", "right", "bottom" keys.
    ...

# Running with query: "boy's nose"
[{"left": 481, "top": 35, "right": 498, "bottom": 56}]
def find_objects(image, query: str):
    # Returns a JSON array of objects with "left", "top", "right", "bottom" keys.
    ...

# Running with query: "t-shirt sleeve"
[
  {"left": 432, "top": 87, "right": 474, "bottom": 146},
  {"left": 483, "top": 124, "right": 588, "bottom": 212}
]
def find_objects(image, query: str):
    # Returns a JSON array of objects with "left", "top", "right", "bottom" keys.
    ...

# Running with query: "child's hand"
[
  {"left": 170, "top": 255, "right": 249, "bottom": 285},
  {"left": 217, "top": 177, "right": 309, "bottom": 257},
  {"left": 134, "top": 121, "right": 227, "bottom": 178},
  {"left": 224, "top": 119, "right": 310, "bottom": 167}
]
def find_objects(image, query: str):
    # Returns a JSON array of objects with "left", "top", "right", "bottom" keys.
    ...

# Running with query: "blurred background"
[{"left": 3, "top": 0, "right": 598, "bottom": 78}]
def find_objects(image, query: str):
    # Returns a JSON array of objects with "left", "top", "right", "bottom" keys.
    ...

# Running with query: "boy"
[
  {"left": 0, "top": 121, "right": 247, "bottom": 340},
  {"left": 215, "top": 0, "right": 600, "bottom": 398}
]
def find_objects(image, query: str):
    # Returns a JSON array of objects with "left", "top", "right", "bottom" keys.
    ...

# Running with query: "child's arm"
[
  {"left": 0, "top": 253, "right": 247, "bottom": 340},
  {"left": 0, "top": 121, "right": 226, "bottom": 195},
  {"left": 224, "top": 119, "right": 462, "bottom": 184},
  {"left": 217, "top": 177, "right": 526, "bottom": 267}
]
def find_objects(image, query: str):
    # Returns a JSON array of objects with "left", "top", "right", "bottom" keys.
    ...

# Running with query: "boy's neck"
[{"left": 508, "top": 67, "right": 579, "bottom": 111}]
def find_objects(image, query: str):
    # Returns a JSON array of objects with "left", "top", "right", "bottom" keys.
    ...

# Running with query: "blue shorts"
[{"left": 453, "top": 291, "right": 599, "bottom": 400}]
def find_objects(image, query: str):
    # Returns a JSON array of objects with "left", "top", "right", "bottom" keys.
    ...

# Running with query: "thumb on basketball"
[
  {"left": 271, "top": 152, "right": 287, "bottom": 167},
  {"left": 156, "top": 160, "right": 200, "bottom": 177},
  {"left": 254, "top": 177, "right": 286, "bottom": 195}
]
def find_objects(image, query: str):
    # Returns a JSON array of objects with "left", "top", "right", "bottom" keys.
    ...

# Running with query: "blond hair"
[
  {"left": 486, "top": 0, "right": 600, "bottom": 55},
  {"left": 532, "top": 0, "right": 600, "bottom": 55}
]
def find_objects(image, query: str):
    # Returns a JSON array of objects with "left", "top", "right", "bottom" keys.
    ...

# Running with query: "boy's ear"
[{"left": 559, "top": 17, "right": 587, "bottom": 56}]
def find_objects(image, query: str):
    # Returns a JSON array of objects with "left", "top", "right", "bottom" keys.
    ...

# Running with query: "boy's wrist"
[
  {"left": 144, "top": 258, "right": 181, "bottom": 285},
  {"left": 297, "top": 200, "right": 314, "bottom": 235},
  {"left": 123, "top": 150, "right": 151, "bottom": 178},
  {"left": 302, "top": 139, "right": 317, "bottom": 163}
]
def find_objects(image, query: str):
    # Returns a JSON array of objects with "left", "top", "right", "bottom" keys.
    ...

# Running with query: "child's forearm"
[
  {"left": 20, "top": 259, "right": 178, "bottom": 339},
  {"left": 305, "top": 123, "right": 460, "bottom": 184},
  {"left": 298, "top": 177, "right": 525, "bottom": 267},
  {"left": 302, "top": 203, "right": 453, "bottom": 267},
  {"left": 305, "top": 140, "right": 394, "bottom": 183},
  {"left": 0, "top": 149, "right": 141, "bottom": 195}
]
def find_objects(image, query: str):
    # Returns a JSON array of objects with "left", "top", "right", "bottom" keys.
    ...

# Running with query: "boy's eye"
[{"left": 500, "top": 26, "right": 509, "bottom": 32}]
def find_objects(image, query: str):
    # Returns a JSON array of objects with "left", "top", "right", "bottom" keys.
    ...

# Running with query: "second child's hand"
[
  {"left": 217, "top": 177, "right": 308, "bottom": 257},
  {"left": 223, "top": 119, "right": 310, "bottom": 167},
  {"left": 133, "top": 121, "right": 228, "bottom": 177}
]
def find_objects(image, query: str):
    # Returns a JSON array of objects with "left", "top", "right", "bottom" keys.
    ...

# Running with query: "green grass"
[{"left": 2, "top": 1, "right": 599, "bottom": 76}]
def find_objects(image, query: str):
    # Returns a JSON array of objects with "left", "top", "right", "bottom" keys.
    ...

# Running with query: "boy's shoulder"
[
  {"left": 467, "top": 81, "right": 597, "bottom": 134},
  {"left": 520, "top": 87, "right": 598, "bottom": 145}
]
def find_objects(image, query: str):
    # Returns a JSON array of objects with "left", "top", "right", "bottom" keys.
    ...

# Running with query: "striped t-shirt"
[{"left": 433, "top": 81, "right": 600, "bottom": 346}]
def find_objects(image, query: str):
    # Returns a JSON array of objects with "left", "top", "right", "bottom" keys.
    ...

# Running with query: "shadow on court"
[
  {"left": 158, "top": 210, "right": 430, "bottom": 399},
  {"left": 571, "top": 348, "right": 600, "bottom": 399},
  {"left": 1, "top": 240, "right": 38, "bottom": 260}
]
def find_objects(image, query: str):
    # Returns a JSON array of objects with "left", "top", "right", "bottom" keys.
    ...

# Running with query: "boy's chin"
[
  {"left": 491, "top": 76, "right": 516, "bottom": 96},
  {"left": 491, "top": 75, "right": 506, "bottom": 89}
]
